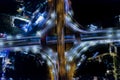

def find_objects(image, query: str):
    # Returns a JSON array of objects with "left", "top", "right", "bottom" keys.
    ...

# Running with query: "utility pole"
[{"left": 109, "top": 43, "right": 117, "bottom": 80}]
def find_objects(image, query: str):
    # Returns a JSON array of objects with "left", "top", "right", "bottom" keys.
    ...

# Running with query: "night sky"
[
  {"left": 71, "top": 0, "right": 120, "bottom": 27},
  {"left": 0, "top": 0, "right": 18, "bottom": 14}
]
